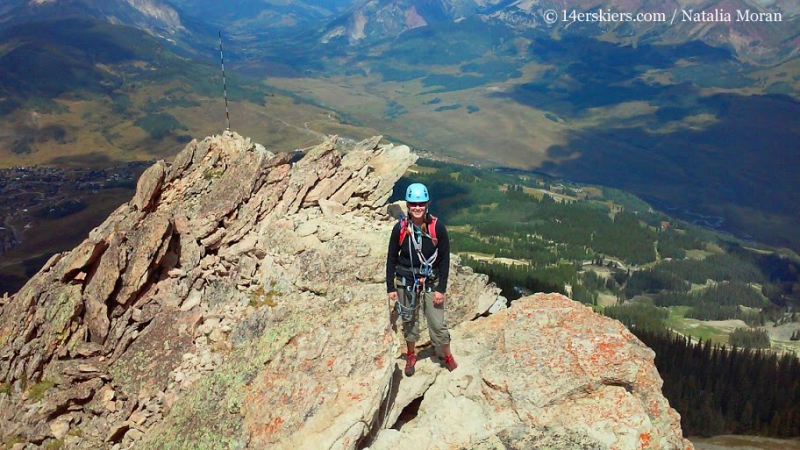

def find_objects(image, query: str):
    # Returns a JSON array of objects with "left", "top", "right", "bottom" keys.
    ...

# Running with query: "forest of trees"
[
  {"left": 636, "top": 328, "right": 800, "bottom": 437},
  {"left": 652, "top": 253, "right": 765, "bottom": 285},
  {"left": 729, "top": 328, "right": 771, "bottom": 349},
  {"left": 650, "top": 281, "right": 766, "bottom": 308},
  {"left": 606, "top": 304, "right": 800, "bottom": 437},
  {"left": 460, "top": 255, "right": 572, "bottom": 301},
  {"left": 644, "top": 282, "right": 769, "bottom": 325}
]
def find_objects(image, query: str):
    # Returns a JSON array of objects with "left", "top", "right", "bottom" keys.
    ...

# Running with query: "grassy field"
[
  {"left": 0, "top": 84, "right": 366, "bottom": 169},
  {"left": 460, "top": 252, "right": 530, "bottom": 267},
  {"left": 665, "top": 305, "right": 800, "bottom": 354},
  {"left": 263, "top": 62, "right": 568, "bottom": 167},
  {"left": 407, "top": 164, "right": 438, "bottom": 175},
  {"left": 685, "top": 249, "right": 713, "bottom": 259}
]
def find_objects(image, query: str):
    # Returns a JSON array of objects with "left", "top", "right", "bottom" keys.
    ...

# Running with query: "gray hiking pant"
[{"left": 397, "top": 285, "right": 451, "bottom": 347}]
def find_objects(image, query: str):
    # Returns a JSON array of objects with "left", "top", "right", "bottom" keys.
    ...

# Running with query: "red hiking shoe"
[
  {"left": 405, "top": 353, "right": 417, "bottom": 377},
  {"left": 443, "top": 354, "right": 458, "bottom": 372}
]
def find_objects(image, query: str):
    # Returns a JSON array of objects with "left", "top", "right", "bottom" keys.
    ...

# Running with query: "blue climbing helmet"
[{"left": 405, "top": 183, "right": 429, "bottom": 202}]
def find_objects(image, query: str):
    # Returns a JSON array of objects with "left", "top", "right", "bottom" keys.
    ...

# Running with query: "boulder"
[{"left": 368, "top": 294, "right": 689, "bottom": 450}]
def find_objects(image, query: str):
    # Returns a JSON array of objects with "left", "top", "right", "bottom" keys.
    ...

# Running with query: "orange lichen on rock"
[
  {"left": 250, "top": 416, "right": 284, "bottom": 439},
  {"left": 639, "top": 431, "right": 652, "bottom": 448}
]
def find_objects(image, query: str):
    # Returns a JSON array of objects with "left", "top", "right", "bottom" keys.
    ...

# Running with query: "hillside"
[
  {"left": 324, "top": 0, "right": 800, "bottom": 64},
  {"left": 0, "top": 18, "right": 373, "bottom": 169},
  {"left": 0, "top": 0, "right": 195, "bottom": 39},
  {"left": 168, "top": 0, "right": 354, "bottom": 37}
]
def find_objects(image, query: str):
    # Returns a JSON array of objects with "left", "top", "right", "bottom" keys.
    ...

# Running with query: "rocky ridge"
[{"left": 0, "top": 132, "right": 692, "bottom": 449}]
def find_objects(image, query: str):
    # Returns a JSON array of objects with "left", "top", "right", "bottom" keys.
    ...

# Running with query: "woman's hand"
[
  {"left": 388, "top": 292, "right": 397, "bottom": 301},
  {"left": 434, "top": 291, "right": 445, "bottom": 306}
]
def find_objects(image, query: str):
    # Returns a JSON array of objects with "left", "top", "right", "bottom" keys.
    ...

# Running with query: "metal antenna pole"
[{"left": 219, "top": 30, "right": 231, "bottom": 131}]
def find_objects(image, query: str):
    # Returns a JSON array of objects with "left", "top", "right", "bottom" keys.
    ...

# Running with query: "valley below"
[{"left": 250, "top": 32, "right": 800, "bottom": 252}]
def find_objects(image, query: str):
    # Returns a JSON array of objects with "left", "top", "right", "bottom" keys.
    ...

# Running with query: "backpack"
[{"left": 398, "top": 213, "right": 438, "bottom": 246}]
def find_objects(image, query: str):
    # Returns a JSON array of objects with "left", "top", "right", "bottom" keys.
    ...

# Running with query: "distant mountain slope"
[
  {"left": 3, "top": 0, "right": 795, "bottom": 66},
  {"left": 0, "top": 0, "right": 184, "bottom": 36},
  {"left": 0, "top": 0, "right": 26, "bottom": 17},
  {"left": 318, "top": 0, "right": 511, "bottom": 45},
  {"left": 317, "top": 0, "right": 800, "bottom": 65},
  {"left": 0, "top": 19, "right": 163, "bottom": 104},
  {"left": 168, "top": 0, "right": 357, "bottom": 36},
  {"left": 0, "top": 0, "right": 364, "bottom": 61}
]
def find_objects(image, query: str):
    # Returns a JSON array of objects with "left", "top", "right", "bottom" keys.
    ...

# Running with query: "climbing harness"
[
  {"left": 393, "top": 218, "right": 438, "bottom": 323},
  {"left": 394, "top": 278, "right": 428, "bottom": 323}
]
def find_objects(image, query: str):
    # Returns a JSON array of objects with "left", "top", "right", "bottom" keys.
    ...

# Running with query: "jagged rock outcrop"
[{"left": 0, "top": 131, "right": 692, "bottom": 449}]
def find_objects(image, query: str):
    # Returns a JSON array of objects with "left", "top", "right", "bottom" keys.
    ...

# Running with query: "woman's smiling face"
[{"left": 408, "top": 201, "right": 427, "bottom": 220}]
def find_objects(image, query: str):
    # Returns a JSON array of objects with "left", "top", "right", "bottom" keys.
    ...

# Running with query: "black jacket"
[{"left": 386, "top": 217, "right": 450, "bottom": 294}]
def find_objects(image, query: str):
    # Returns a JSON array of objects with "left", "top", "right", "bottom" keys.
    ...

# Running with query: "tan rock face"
[
  {"left": 369, "top": 294, "right": 691, "bottom": 450},
  {"left": 0, "top": 132, "right": 691, "bottom": 450}
]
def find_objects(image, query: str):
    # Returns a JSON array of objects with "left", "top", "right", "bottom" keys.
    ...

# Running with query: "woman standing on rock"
[{"left": 386, "top": 182, "right": 458, "bottom": 376}]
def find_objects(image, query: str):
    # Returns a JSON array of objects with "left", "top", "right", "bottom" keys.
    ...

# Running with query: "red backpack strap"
[
  {"left": 399, "top": 216, "right": 439, "bottom": 246},
  {"left": 428, "top": 215, "right": 438, "bottom": 246},
  {"left": 398, "top": 218, "right": 408, "bottom": 244}
]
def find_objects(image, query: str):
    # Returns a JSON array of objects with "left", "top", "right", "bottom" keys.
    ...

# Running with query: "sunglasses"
[{"left": 407, "top": 202, "right": 427, "bottom": 208}]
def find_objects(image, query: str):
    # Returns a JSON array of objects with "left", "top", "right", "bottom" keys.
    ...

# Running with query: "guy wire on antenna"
[{"left": 219, "top": 30, "right": 231, "bottom": 131}]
